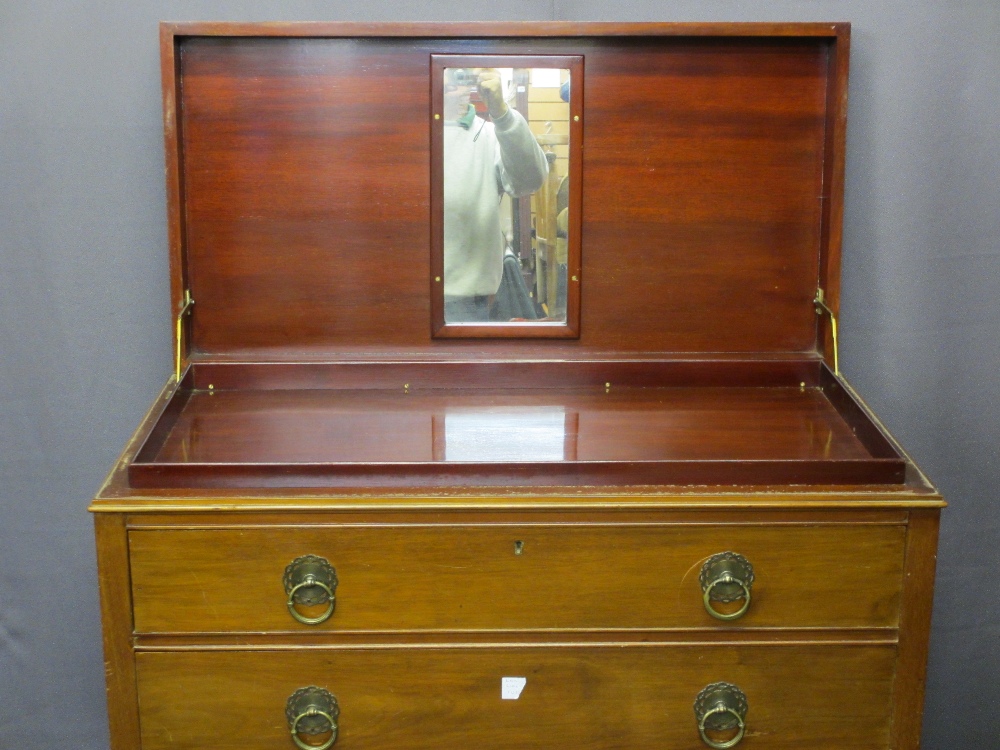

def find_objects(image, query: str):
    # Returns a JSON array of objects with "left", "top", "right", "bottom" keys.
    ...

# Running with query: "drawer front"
[
  {"left": 136, "top": 644, "right": 895, "bottom": 749},
  {"left": 130, "top": 524, "right": 905, "bottom": 633}
]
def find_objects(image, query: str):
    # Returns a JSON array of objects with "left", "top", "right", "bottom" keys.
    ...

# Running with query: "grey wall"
[{"left": 1, "top": 2, "right": 997, "bottom": 747}]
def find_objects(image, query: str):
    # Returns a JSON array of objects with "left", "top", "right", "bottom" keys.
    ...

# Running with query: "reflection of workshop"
[
  {"left": 524, "top": 69, "right": 571, "bottom": 321},
  {"left": 498, "top": 68, "right": 570, "bottom": 321},
  {"left": 452, "top": 67, "right": 571, "bottom": 323}
]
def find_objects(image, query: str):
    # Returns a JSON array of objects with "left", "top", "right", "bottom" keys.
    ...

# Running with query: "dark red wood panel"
[
  {"left": 129, "top": 381, "right": 905, "bottom": 488},
  {"left": 146, "top": 387, "right": 873, "bottom": 464},
  {"left": 180, "top": 38, "right": 433, "bottom": 351},
  {"left": 578, "top": 39, "right": 828, "bottom": 353},
  {"left": 174, "top": 34, "right": 835, "bottom": 359}
]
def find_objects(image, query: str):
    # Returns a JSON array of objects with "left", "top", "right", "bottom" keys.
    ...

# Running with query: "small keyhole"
[{"left": 514, "top": 540, "right": 524, "bottom": 555}]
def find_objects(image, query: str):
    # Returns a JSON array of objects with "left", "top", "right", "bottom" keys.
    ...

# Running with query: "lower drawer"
[{"left": 136, "top": 644, "right": 895, "bottom": 749}]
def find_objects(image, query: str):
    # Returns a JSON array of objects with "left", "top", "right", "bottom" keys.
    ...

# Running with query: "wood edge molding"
[
  {"left": 121, "top": 507, "right": 912, "bottom": 527},
  {"left": 94, "top": 514, "right": 141, "bottom": 750},
  {"left": 135, "top": 635, "right": 899, "bottom": 651},
  {"left": 159, "top": 21, "right": 849, "bottom": 39},
  {"left": 90, "top": 375, "right": 186, "bottom": 506},
  {"left": 890, "top": 509, "right": 941, "bottom": 749},
  {"left": 91, "top": 497, "right": 947, "bottom": 513}
]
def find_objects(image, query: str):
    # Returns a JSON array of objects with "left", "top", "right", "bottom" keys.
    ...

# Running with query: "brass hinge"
[
  {"left": 813, "top": 288, "right": 839, "bottom": 376},
  {"left": 174, "top": 290, "right": 194, "bottom": 383}
]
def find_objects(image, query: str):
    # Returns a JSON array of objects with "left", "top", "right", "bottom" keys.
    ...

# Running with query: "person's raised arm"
[{"left": 478, "top": 69, "right": 549, "bottom": 198}]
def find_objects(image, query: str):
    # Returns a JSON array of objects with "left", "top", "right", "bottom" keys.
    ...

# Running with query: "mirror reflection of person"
[{"left": 443, "top": 68, "right": 548, "bottom": 322}]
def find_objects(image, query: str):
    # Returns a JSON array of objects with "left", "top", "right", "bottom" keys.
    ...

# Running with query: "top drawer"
[{"left": 129, "top": 522, "right": 905, "bottom": 634}]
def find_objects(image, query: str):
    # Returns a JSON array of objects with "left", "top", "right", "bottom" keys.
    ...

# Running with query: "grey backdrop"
[{"left": 1, "top": 1, "right": 997, "bottom": 747}]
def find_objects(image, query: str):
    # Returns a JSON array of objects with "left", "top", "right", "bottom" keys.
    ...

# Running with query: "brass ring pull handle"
[
  {"left": 698, "top": 705, "right": 745, "bottom": 749},
  {"left": 290, "top": 709, "right": 338, "bottom": 750},
  {"left": 284, "top": 555, "right": 338, "bottom": 626},
  {"left": 699, "top": 552, "right": 755, "bottom": 621},
  {"left": 286, "top": 686, "right": 339, "bottom": 749},
  {"left": 287, "top": 579, "right": 335, "bottom": 625},
  {"left": 701, "top": 574, "right": 751, "bottom": 621},
  {"left": 694, "top": 682, "right": 748, "bottom": 749}
]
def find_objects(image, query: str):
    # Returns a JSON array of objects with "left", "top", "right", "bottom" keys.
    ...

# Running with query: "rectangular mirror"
[{"left": 430, "top": 55, "right": 582, "bottom": 338}]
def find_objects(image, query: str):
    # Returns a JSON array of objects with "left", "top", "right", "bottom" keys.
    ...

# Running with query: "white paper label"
[{"left": 501, "top": 677, "right": 527, "bottom": 700}]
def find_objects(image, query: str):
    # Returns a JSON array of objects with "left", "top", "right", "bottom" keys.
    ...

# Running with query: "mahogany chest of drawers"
[{"left": 92, "top": 22, "right": 942, "bottom": 750}]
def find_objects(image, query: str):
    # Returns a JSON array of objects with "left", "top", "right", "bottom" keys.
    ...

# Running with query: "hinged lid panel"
[{"left": 163, "top": 23, "right": 847, "bottom": 365}]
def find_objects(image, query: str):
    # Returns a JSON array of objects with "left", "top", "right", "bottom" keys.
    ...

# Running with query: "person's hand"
[{"left": 476, "top": 69, "right": 509, "bottom": 119}]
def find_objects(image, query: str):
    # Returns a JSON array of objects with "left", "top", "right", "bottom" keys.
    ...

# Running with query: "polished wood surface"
[
  {"left": 160, "top": 26, "right": 188, "bottom": 338},
  {"left": 126, "top": 508, "right": 914, "bottom": 526},
  {"left": 128, "top": 383, "right": 906, "bottom": 488},
  {"left": 148, "top": 387, "right": 874, "bottom": 462},
  {"left": 163, "top": 22, "right": 849, "bottom": 38},
  {"left": 92, "top": 372, "right": 941, "bottom": 507},
  {"left": 170, "top": 32, "right": 841, "bottom": 360},
  {"left": 94, "top": 514, "right": 141, "bottom": 750},
  {"left": 187, "top": 358, "right": 826, "bottom": 388},
  {"left": 578, "top": 38, "right": 827, "bottom": 355},
  {"left": 817, "top": 27, "right": 849, "bottom": 373},
  {"left": 129, "top": 523, "right": 905, "bottom": 633},
  {"left": 136, "top": 644, "right": 895, "bottom": 749},
  {"left": 891, "top": 509, "right": 941, "bottom": 749}
]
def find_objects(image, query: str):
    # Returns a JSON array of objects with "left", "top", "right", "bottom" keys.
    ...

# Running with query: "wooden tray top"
[{"left": 130, "top": 364, "right": 905, "bottom": 489}]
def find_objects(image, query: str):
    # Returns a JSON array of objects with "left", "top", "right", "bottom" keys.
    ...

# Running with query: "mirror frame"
[{"left": 430, "top": 54, "right": 583, "bottom": 339}]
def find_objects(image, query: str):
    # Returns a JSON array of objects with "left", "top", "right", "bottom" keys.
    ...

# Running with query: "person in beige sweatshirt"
[{"left": 442, "top": 68, "right": 548, "bottom": 322}]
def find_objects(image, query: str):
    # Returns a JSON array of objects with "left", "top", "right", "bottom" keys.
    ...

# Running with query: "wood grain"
[
  {"left": 162, "top": 22, "right": 849, "bottom": 39},
  {"left": 143, "top": 387, "right": 875, "bottom": 464},
  {"left": 169, "top": 32, "right": 841, "bottom": 360},
  {"left": 816, "top": 25, "right": 850, "bottom": 372},
  {"left": 187, "top": 358, "right": 826, "bottom": 389},
  {"left": 134, "top": 629, "right": 899, "bottom": 649},
  {"left": 129, "top": 523, "right": 905, "bottom": 633},
  {"left": 890, "top": 509, "right": 941, "bottom": 749},
  {"left": 161, "top": 25, "right": 190, "bottom": 370},
  {"left": 136, "top": 644, "right": 895, "bottom": 749},
  {"left": 94, "top": 514, "right": 141, "bottom": 750},
  {"left": 126, "top": 384, "right": 906, "bottom": 488},
  {"left": 125, "top": 508, "right": 913, "bottom": 527}
]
